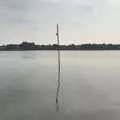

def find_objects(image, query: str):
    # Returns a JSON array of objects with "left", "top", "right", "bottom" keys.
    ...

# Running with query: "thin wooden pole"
[
  {"left": 56, "top": 24, "right": 61, "bottom": 112},
  {"left": 57, "top": 24, "right": 60, "bottom": 85}
]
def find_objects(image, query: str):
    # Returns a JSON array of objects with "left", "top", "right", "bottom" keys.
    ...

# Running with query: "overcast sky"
[{"left": 0, "top": 0, "right": 120, "bottom": 44}]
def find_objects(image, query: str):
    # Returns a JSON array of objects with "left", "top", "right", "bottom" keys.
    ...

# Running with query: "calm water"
[{"left": 0, "top": 51, "right": 120, "bottom": 120}]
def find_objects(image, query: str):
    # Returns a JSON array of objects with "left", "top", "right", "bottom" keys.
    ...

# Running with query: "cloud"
[{"left": 0, "top": 0, "right": 120, "bottom": 44}]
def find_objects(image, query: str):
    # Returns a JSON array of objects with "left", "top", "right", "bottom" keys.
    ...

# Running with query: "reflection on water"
[
  {"left": 0, "top": 51, "right": 120, "bottom": 120},
  {"left": 56, "top": 62, "right": 60, "bottom": 112},
  {"left": 21, "top": 51, "right": 37, "bottom": 60},
  {"left": 56, "top": 49, "right": 61, "bottom": 112}
]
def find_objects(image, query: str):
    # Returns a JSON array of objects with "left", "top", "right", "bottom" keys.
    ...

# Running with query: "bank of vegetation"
[{"left": 0, "top": 42, "right": 120, "bottom": 50}]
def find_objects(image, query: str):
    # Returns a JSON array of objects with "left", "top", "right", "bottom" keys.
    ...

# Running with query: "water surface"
[{"left": 0, "top": 51, "right": 120, "bottom": 120}]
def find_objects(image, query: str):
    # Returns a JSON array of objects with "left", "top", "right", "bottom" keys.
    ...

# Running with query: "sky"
[{"left": 0, "top": 0, "right": 120, "bottom": 45}]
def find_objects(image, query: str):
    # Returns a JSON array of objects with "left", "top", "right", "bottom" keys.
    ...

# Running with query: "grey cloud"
[{"left": 0, "top": 0, "right": 120, "bottom": 44}]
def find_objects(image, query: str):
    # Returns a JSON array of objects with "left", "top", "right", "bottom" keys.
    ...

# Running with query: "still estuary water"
[{"left": 0, "top": 51, "right": 120, "bottom": 120}]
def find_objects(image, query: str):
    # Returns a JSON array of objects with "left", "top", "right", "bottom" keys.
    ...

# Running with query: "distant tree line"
[{"left": 0, "top": 42, "right": 120, "bottom": 50}]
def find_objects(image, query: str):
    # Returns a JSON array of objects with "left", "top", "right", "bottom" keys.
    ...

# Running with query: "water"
[{"left": 0, "top": 51, "right": 120, "bottom": 120}]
